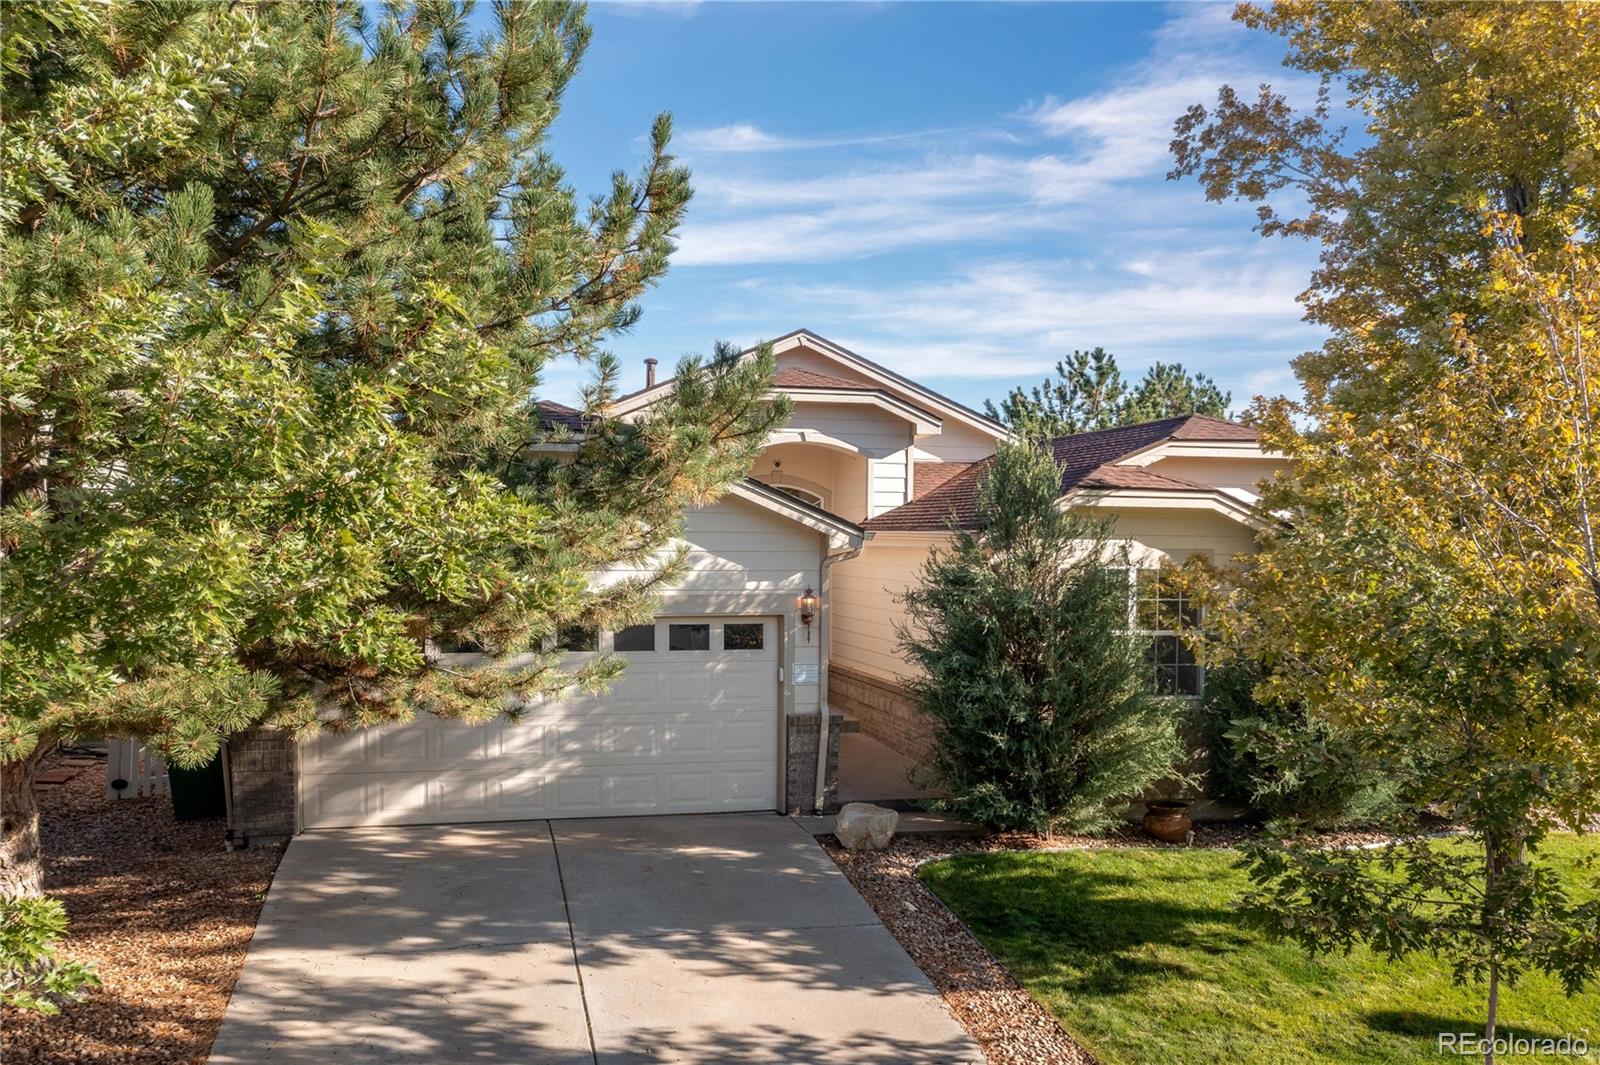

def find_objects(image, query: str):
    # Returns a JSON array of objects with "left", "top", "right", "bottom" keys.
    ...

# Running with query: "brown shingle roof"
[
  {"left": 612, "top": 330, "right": 1008, "bottom": 434},
  {"left": 1168, "top": 413, "right": 1259, "bottom": 441},
  {"left": 771, "top": 367, "right": 873, "bottom": 391},
  {"left": 861, "top": 414, "right": 1258, "bottom": 531},
  {"left": 913, "top": 461, "right": 975, "bottom": 498},
  {"left": 1077, "top": 465, "right": 1210, "bottom": 491},
  {"left": 533, "top": 400, "right": 587, "bottom": 432}
]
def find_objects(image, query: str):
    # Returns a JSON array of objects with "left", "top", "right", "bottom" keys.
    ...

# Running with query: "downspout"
[
  {"left": 814, "top": 536, "right": 864, "bottom": 813},
  {"left": 221, "top": 742, "right": 236, "bottom": 851}
]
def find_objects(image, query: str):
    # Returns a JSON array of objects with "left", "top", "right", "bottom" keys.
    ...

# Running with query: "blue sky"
[{"left": 523, "top": 1, "right": 1325, "bottom": 413}]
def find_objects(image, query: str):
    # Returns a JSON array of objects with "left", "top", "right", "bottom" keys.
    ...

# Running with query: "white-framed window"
[
  {"left": 1128, "top": 566, "right": 1204, "bottom": 698},
  {"left": 771, "top": 484, "right": 826, "bottom": 509}
]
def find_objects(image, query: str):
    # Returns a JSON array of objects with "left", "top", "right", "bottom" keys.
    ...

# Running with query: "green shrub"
[
  {"left": 1199, "top": 660, "right": 1399, "bottom": 828},
  {"left": 0, "top": 896, "right": 99, "bottom": 1014},
  {"left": 899, "top": 438, "right": 1182, "bottom": 833}
]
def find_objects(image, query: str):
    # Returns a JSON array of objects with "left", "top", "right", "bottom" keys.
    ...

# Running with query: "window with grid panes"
[{"left": 1133, "top": 567, "right": 1203, "bottom": 696}]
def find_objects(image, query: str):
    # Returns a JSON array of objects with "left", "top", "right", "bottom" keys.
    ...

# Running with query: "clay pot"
[{"left": 1143, "top": 800, "right": 1192, "bottom": 843}]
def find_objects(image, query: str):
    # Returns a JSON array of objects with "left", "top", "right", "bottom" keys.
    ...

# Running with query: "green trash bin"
[{"left": 168, "top": 754, "right": 227, "bottom": 821}]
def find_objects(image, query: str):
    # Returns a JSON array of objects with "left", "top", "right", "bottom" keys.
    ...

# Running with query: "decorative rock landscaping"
[{"left": 834, "top": 801, "right": 899, "bottom": 850}]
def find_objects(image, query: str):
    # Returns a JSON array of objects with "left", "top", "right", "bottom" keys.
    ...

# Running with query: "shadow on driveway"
[{"left": 209, "top": 815, "right": 980, "bottom": 1064}]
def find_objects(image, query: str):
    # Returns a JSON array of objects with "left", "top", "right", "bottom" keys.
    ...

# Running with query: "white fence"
[{"left": 106, "top": 738, "right": 168, "bottom": 799}]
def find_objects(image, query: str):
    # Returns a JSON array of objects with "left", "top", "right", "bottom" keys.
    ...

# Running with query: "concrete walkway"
[
  {"left": 209, "top": 814, "right": 979, "bottom": 1064},
  {"left": 836, "top": 731, "right": 946, "bottom": 805}
]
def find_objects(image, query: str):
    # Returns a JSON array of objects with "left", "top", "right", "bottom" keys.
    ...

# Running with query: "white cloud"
[
  {"left": 737, "top": 248, "right": 1314, "bottom": 380},
  {"left": 1021, "top": 75, "right": 1231, "bottom": 182},
  {"left": 671, "top": 5, "right": 1312, "bottom": 268},
  {"left": 677, "top": 122, "right": 998, "bottom": 156},
  {"left": 678, "top": 124, "right": 794, "bottom": 153},
  {"left": 566, "top": 2, "right": 1327, "bottom": 409}
]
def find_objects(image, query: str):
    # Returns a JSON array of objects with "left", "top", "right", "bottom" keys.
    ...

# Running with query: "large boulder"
[{"left": 835, "top": 802, "right": 899, "bottom": 851}]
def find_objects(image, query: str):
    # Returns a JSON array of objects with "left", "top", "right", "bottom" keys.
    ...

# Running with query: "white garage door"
[{"left": 299, "top": 617, "right": 780, "bottom": 829}]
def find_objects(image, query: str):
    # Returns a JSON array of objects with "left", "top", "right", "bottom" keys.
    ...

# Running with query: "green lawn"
[{"left": 919, "top": 835, "right": 1600, "bottom": 1064}]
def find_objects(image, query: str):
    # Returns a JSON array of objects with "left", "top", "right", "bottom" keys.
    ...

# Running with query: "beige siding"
[
  {"left": 869, "top": 448, "right": 912, "bottom": 515},
  {"left": 1145, "top": 455, "right": 1286, "bottom": 493},
  {"left": 911, "top": 421, "right": 1001, "bottom": 464},
  {"left": 830, "top": 506, "right": 1263, "bottom": 682},
  {"left": 779, "top": 401, "right": 914, "bottom": 517},
  {"left": 775, "top": 344, "right": 881, "bottom": 388},
  {"left": 830, "top": 541, "right": 935, "bottom": 682},
  {"left": 600, "top": 494, "right": 823, "bottom": 713},
  {"left": 751, "top": 443, "right": 868, "bottom": 521},
  {"left": 1099, "top": 506, "right": 1262, "bottom": 567}
]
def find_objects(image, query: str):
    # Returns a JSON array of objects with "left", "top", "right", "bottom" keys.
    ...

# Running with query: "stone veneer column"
[
  {"left": 784, "top": 713, "right": 841, "bottom": 814},
  {"left": 226, "top": 727, "right": 297, "bottom": 845}
]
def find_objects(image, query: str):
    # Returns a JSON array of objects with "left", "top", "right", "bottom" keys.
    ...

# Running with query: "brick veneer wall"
[
  {"left": 784, "top": 713, "right": 841, "bottom": 814},
  {"left": 827, "top": 664, "right": 932, "bottom": 763},
  {"left": 226, "top": 727, "right": 296, "bottom": 844}
]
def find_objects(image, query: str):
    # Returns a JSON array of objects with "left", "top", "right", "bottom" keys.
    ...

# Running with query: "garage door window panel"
[
  {"left": 557, "top": 625, "right": 598, "bottom": 652},
  {"left": 668, "top": 623, "right": 710, "bottom": 651},
  {"left": 612, "top": 624, "right": 656, "bottom": 653},
  {"left": 723, "top": 623, "right": 765, "bottom": 651}
]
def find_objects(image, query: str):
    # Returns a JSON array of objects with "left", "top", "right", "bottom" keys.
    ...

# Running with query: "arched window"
[{"left": 773, "top": 484, "right": 826, "bottom": 509}]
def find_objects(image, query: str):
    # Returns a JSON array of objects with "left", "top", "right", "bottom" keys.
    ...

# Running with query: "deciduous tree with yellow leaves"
[{"left": 1172, "top": 4, "right": 1600, "bottom": 1059}]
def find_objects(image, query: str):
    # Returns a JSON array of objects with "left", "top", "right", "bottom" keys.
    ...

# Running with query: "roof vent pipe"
[{"left": 644, "top": 358, "right": 658, "bottom": 388}]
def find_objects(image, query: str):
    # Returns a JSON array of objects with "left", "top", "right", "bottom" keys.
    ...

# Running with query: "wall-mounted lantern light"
[{"left": 799, "top": 587, "right": 817, "bottom": 641}]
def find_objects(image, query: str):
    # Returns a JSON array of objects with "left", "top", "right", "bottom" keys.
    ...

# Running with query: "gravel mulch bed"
[
  {"left": 1, "top": 751, "right": 285, "bottom": 1065},
  {"left": 822, "top": 819, "right": 1434, "bottom": 1065},
  {"left": 825, "top": 832, "right": 1095, "bottom": 1065}
]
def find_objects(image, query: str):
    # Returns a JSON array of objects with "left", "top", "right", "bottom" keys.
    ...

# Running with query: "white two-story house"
[{"left": 263, "top": 329, "right": 1284, "bottom": 836}]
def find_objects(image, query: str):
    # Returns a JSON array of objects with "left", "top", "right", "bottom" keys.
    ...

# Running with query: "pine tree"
[
  {"left": 984, "top": 348, "right": 1230, "bottom": 436},
  {"left": 898, "top": 438, "right": 1181, "bottom": 833},
  {"left": 1121, "top": 361, "right": 1231, "bottom": 425},
  {"left": 0, "top": 1, "right": 787, "bottom": 898}
]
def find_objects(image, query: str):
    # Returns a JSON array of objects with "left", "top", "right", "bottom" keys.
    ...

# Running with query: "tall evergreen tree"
[
  {"left": 1121, "top": 361, "right": 1231, "bottom": 425},
  {"left": 0, "top": 0, "right": 787, "bottom": 897},
  {"left": 898, "top": 438, "right": 1181, "bottom": 833},
  {"left": 984, "top": 348, "right": 1230, "bottom": 436}
]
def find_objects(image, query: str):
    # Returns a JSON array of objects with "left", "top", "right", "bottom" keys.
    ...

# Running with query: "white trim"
[
  {"left": 861, "top": 530, "right": 954, "bottom": 547},
  {"left": 754, "top": 475, "right": 830, "bottom": 511},
  {"left": 1065, "top": 486, "right": 1273, "bottom": 531},
  {"left": 727, "top": 481, "right": 864, "bottom": 551},
  {"left": 1115, "top": 438, "right": 1286, "bottom": 468},
  {"left": 765, "top": 427, "right": 869, "bottom": 455},
  {"left": 774, "top": 388, "right": 942, "bottom": 435},
  {"left": 609, "top": 330, "right": 1010, "bottom": 442}
]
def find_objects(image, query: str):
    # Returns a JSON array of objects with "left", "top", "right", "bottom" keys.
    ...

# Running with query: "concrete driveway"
[{"left": 208, "top": 814, "right": 980, "bottom": 1064}]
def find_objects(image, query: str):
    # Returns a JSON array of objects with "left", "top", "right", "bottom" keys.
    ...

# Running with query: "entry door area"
[{"left": 298, "top": 617, "right": 781, "bottom": 829}]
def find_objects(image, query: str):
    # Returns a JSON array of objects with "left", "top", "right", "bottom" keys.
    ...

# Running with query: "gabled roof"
[
  {"left": 533, "top": 399, "right": 588, "bottom": 432},
  {"left": 611, "top": 329, "right": 1009, "bottom": 440},
  {"left": 861, "top": 414, "right": 1263, "bottom": 532},
  {"left": 729, "top": 478, "right": 864, "bottom": 551},
  {"left": 537, "top": 398, "right": 595, "bottom": 431},
  {"left": 770, "top": 367, "right": 872, "bottom": 391}
]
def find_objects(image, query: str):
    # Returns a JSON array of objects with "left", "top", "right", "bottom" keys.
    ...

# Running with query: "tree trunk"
[
  {"left": 1, "top": 746, "right": 48, "bottom": 899},
  {"left": 1481, "top": 829, "right": 1519, "bottom": 1065},
  {"left": 1484, "top": 956, "right": 1499, "bottom": 1065}
]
